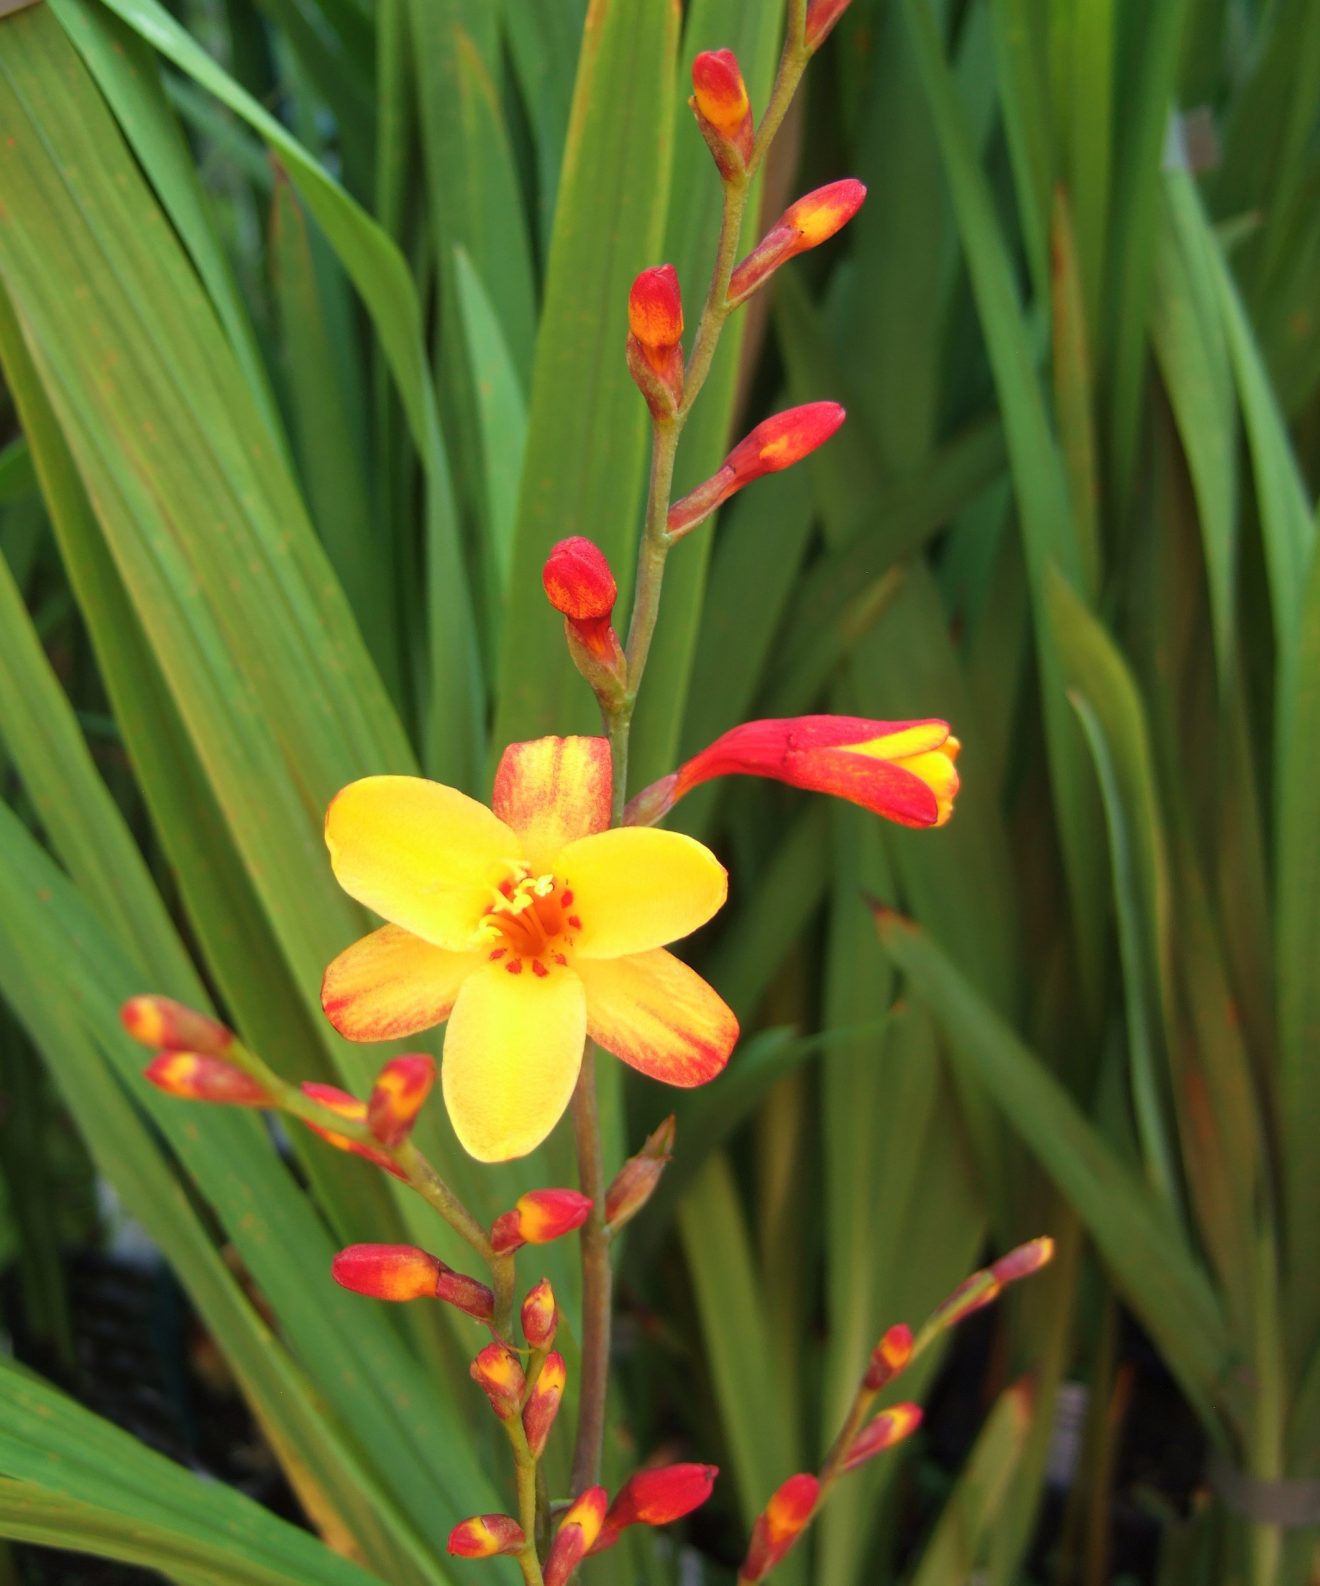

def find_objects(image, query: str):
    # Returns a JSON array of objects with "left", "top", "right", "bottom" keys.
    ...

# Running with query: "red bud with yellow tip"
[
  {"left": 690, "top": 49, "right": 753, "bottom": 176},
  {"left": 123, "top": 996, "right": 233, "bottom": 1056},
  {"left": 522, "top": 1351, "right": 566, "bottom": 1457},
  {"left": 490, "top": 1188, "right": 593, "bottom": 1255},
  {"left": 604, "top": 1115, "right": 675, "bottom": 1232},
  {"left": 864, "top": 1323, "right": 914, "bottom": 1391},
  {"left": 447, "top": 1514, "right": 526, "bottom": 1558},
  {"left": 728, "top": 180, "right": 867, "bottom": 306},
  {"left": 840, "top": 1403, "right": 923, "bottom": 1472},
  {"left": 521, "top": 1278, "right": 558, "bottom": 1350},
  {"left": 739, "top": 1473, "right": 819, "bottom": 1581},
  {"left": 543, "top": 1487, "right": 608, "bottom": 1586},
  {"left": 300, "top": 1082, "right": 407, "bottom": 1180},
  {"left": 366, "top": 1055, "right": 435, "bottom": 1147},
  {"left": 332, "top": 1244, "right": 495, "bottom": 1321},
  {"left": 471, "top": 1342, "right": 526, "bottom": 1421},
  {"left": 667, "top": 403, "right": 845, "bottom": 538},
  {"left": 804, "top": 0, "right": 854, "bottom": 51},
  {"left": 144, "top": 1052, "right": 271, "bottom": 1107},
  {"left": 591, "top": 1462, "right": 718, "bottom": 1554},
  {"left": 627, "top": 265, "right": 685, "bottom": 417},
  {"left": 992, "top": 1236, "right": 1055, "bottom": 1285}
]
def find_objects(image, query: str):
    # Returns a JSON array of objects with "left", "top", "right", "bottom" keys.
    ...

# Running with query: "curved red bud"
[
  {"left": 123, "top": 996, "right": 233, "bottom": 1056},
  {"left": 447, "top": 1514, "right": 526, "bottom": 1558},
  {"left": 366, "top": 1054, "right": 435, "bottom": 1147},
  {"left": 740, "top": 1473, "right": 819, "bottom": 1581}
]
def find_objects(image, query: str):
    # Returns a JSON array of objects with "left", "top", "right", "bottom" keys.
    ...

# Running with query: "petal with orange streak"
[
  {"left": 577, "top": 950, "right": 736, "bottom": 1087},
  {"left": 491, "top": 737, "right": 611, "bottom": 872},
  {"left": 326, "top": 776, "right": 517, "bottom": 949},
  {"left": 442, "top": 961, "right": 586, "bottom": 1162},
  {"left": 322, "top": 925, "right": 480, "bottom": 1041},
  {"left": 557, "top": 828, "right": 727, "bottom": 959}
]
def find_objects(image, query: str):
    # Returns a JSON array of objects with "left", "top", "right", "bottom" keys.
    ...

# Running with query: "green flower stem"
[
  {"left": 509, "top": 1422, "right": 547, "bottom": 1586},
  {"left": 568, "top": 1043, "right": 611, "bottom": 1494}
]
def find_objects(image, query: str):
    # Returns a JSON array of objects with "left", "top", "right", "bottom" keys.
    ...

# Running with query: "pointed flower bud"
[
  {"left": 542, "top": 536, "right": 625, "bottom": 690},
  {"left": 804, "top": 0, "right": 854, "bottom": 52},
  {"left": 447, "top": 1514, "right": 526, "bottom": 1558},
  {"left": 864, "top": 1323, "right": 914, "bottom": 1391},
  {"left": 491, "top": 1188, "right": 593, "bottom": 1255},
  {"left": 840, "top": 1403, "right": 923, "bottom": 1473},
  {"left": 591, "top": 1462, "right": 719, "bottom": 1554},
  {"left": 740, "top": 1473, "right": 819, "bottom": 1581},
  {"left": 123, "top": 996, "right": 233, "bottom": 1056},
  {"left": 300, "top": 1082, "right": 406, "bottom": 1180},
  {"left": 627, "top": 265, "right": 685, "bottom": 417},
  {"left": 366, "top": 1055, "right": 435, "bottom": 1147},
  {"left": 522, "top": 1350, "right": 566, "bottom": 1458},
  {"left": 144, "top": 1051, "right": 271, "bottom": 1107},
  {"left": 521, "top": 1279, "right": 558, "bottom": 1350},
  {"left": 991, "top": 1236, "right": 1055, "bottom": 1286},
  {"left": 604, "top": 1115, "right": 675, "bottom": 1232},
  {"left": 471, "top": 1343, "right": 526, "bottom": 1421},
  {"left": 728, "top": 180, "right": 867, "bottom": 305},
  {"left": 690, "top": 49, "right": 753, "bottom": 175},
  {"left": 543, "top": 1486, "right": 608, "bottom": 1586},
  {"left": 331, "top": 1244, "right": 495, "bottom": 1320},
  {"left": 667, "top": 403, "right": 845, "bottom": 538}
]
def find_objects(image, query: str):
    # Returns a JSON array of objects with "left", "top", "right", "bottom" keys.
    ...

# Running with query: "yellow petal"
[
  {"left": 555, "top": 828, "right": 728, "bottom": 959},
  {"left": 322, "top": 925, "right": 480, "bottom": 1042},
  {"left": 577, "top": 950, "right": 737, "bottom": 1086},
  {"left": 852, "top": 722, "right": 950, "bottom": 760},
  {"left": 326, "top": 776, "right": 518, "bottom": 949},
  {"left": 442, "top": 961, "right": 586, "bottom": 1161},
  {"left": 492, "top": 736, "right": 611, "bottom": 872},
  {"left": 896, "top": 745, "right": 959, "bottom": 824}
]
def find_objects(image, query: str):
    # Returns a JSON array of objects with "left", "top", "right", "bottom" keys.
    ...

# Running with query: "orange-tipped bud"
[
  {"left": 740, "top": 1473, "right": 819, "bottom": 1581},
  {"left": 690, "top": 50, "right": 753, "bottom": 175},
  {"left": 604, "top": 1115, "right": 675, "bottom": 1232},
  {"left": 521, "top": 1279, "right": 558, "bottom": 1350},
  {"left": 144, "top": 1052, "right": 271, "bottom": 1107},
  {"left": 804, "top": 0, "right": 854, "bottom": 51},
  {"left": 366, "top": 1054, "right": 435, "bottom": 1147},
  {"left": 123, "top": 996, "right": 233, "bottom": 1056},
  {"left": 471, "top": 1343, "right": 526, "bottom": 1421},
  {"left": 447, "top": 1514, "right": 526, "bottom": 1558},
  {"left": 591, "top": 1462, "right": 718, "bottom": 1554},
  {"left": 300, "top": 1082, "right": 406, "bottom": 1180},
  {"left": 627, "top": 265, "right": 685, "bottom": 417},
  {"left": 522, "top": 1351, "right": 566, "bottom": 1458},
  {"left": 727, "top": 180, "right": 867, "bottom": 305},
  {"left": 667, "top": 403, "right": 846, "bottom": 538},
  {"left": 992, "top": 1236, "right": 1055, "bottom": 1286},
  {"left": 332, "top": 1244, "right": 443, "bottom": 1302},
  {"left": 490, "top": 1189, "right": 593, "bottom": 1255},
  {"left": 628, "top": 715, "right": 959, "bottom": 829},
  {"left": 840, "top": 1403, "right": 923, "bottom": 1472},
  {"left": 864, "top": 1323, "right": 914, "bottom": 1391},
  {"left": 543, "top": 1487, "right": 608, "bottom": 1586}
]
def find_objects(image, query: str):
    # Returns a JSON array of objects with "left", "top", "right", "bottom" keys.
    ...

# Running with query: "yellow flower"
[{"left": 321, "top": 737, "right": 737, "bottom": 1162}]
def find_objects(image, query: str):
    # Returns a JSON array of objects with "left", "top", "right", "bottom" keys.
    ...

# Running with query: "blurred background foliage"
[{"left": 0, "top": 0, "right": 1317, "bottom": 1583}]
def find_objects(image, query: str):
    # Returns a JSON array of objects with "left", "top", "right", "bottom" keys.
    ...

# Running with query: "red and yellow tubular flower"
[
  {"left": 471, "top": 1342, "right": 526, "bottom": 1421},
  {"left": 629, "top": 716, "right": 960, "bottom": 830},
  {"left": 321, "top": 736, "right": 738, "bottom": 1163},
  {"left": 840, "top": 1403, "right": 923, "bottom": 1473},
  {"left": 490, "top": 1188, "right": 593, "bottom": 1254},
  {"left": 299, "top": 1082, "right": 407, "bottom": 1179},
  {"left": 604, "top": 1113, "right": 675, "bottom": 1232},
  {"left": 123, "top": 996, "right": 233, "bottom": 1056},
  {"left": 521, "top": 1278, "right": 558, "bottom": 1349},
  {"left": 366, "top": 1054, "right": 435, "bottom": 1147},
  {"left": 542, "top": 536, "right": 622, "bottom": 673},
  {"left": 522, "top": 1350, "right": 567, "bottom": 1458},
  {"left": 144, "top": 1052, "right": 271, "bottom": 1107},
  {"left": 591, "top": 1462, "right": 719, "bottom": 1554},
  {"left": 804, "top": 0, "right": 854, "bottom": 52},
  {"left": 667, "top": 403, "right": 846, "bottom": 538},
  {"left": 331, "top": 1243, "right": 495, "bottom": 1320},
  {"left": 447, "top": 1514, "right": 526, "bottom": 1559},
  {"left": 690, "top": 49, "right": 753, "bottom": 174},
  {"left": 740, "top": 1473, "right": 820, "bottom": 1582},
  {"left": 728, "top": 180, "right": 867, "bottom": 306},
  {"left": 543, "top": 1487, "right": 608, "bottom": 1586},
  {"left": 864, "top": 1322, "right": 914, "bottom": 1391},
  {"left": 627, "top": 265, "right": 685, "bottom": 416}
]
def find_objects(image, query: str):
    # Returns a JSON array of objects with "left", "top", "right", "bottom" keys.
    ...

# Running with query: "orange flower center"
[{"left": 476, "top": 867, "right": 582, "bottom": 978}]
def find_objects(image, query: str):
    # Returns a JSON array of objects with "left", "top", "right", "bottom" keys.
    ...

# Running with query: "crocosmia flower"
[{"left": 321, "top": 737, "right": 737, "bottom": 1162}]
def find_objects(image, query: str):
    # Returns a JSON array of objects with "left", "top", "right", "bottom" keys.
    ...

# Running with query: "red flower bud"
[
  {"left": 490, "top": 1188, "right": 593, "bottom": 1255},
  {"left": 840, "top": 1403, "right": 923, "bottom": 1472},
  {"left": 543, "top": 1487, "right": 608, "bottom": 1586},
  {"left": 804, "top": 0, "right": 854, "bottom": 51},
  {"left": 366, "top": 1054, "right": 434, "bottom": 1148},
  {"left": 144, "top": 1052, "right": 271, "bottom": 1107},
  {"left": 690, "top": 50, "right": 753, "bottom": 174},
  {"left": 667, "top": 403, "right": 845, "bottom": 538},
  {"left": 592, "top": 1462, "right": 718, "bottom": 1554},
  {"left": 728, "top": 180, "right": 867, "bottom": 305},
  {"left": 332, "top": 1244, "right": 443, "bottom": 1302},
  {"left": 123, "top": 996, "right": 233, "bottom": 1056},
  {"left": 740, "top": 1473, "right": 819, "bottom": 1581},
  {"left": 864, "top": 1323, "right": 913, "bottom": 1391},
  {"left": 447, "top": 1514, "right": 526, "bottom": 1558},
  {"left": 991, "top": 1236, "right": 1055, "bottom": 1286},
  {"left": 522, "top": 1351, "right": 566, "bottom": 1457},
  {"left": 628, "top": 264, "right": 685, "bottom": 417},
  {"left": 604, "top": 1115, "right": 675, "bottom": 1232},
  {"left": 543, "top": 537, "right": 617, "bottom": 623},
  {"left": 471, "top": 1342, "right": 526, "bottom": 1421},
  {"left": 521, "top": 1278, "right": 558, "bottom": 1350},
  {"left": 299, "top": 1082, "right": 407, "bottom": 1179}
]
